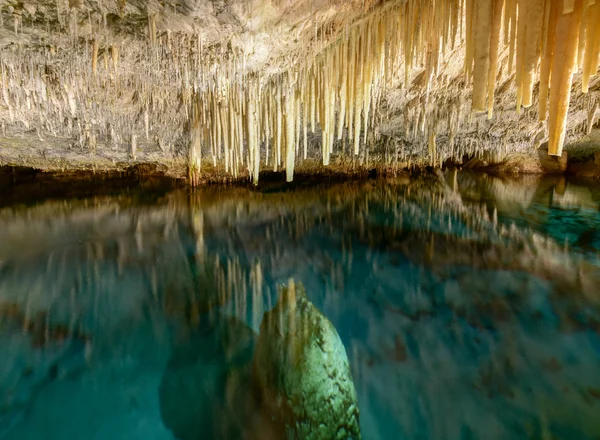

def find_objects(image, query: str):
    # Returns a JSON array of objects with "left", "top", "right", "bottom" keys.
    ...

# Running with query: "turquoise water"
[{"left": 1, "top": 172, "right": 599, "bottom": 439}]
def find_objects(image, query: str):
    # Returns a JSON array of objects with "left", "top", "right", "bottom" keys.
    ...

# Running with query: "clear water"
[{"left": 1, "top": 172, "right": 599, "bottom": 440}]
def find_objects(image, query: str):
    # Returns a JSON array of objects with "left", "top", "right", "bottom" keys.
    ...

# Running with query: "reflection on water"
[{"left": 0, "top": 172, "right": 599, "bottom": 439}]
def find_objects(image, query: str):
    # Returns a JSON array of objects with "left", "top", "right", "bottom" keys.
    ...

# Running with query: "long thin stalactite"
[{"left": 189, "top": 0, "right": 600, "bottom": 184}]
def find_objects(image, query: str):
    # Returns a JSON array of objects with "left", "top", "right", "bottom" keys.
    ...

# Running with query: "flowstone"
[{"left": 253, "top": 280, "right": 362, "bottom": 440}]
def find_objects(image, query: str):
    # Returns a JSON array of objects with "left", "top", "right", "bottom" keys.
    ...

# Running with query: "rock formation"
[
  {"left": 159, "top": 315, "right": 259, "bottom": 440},
  {"left": 253, "top": 279, "right": 361, "bottom": 440},
  {"left": 0, "top": 1, "right": 599, "bottom": 184}
]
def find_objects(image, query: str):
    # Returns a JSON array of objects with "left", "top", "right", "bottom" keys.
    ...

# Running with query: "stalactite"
[
  {"left": 148, "top": 12, "right": 157, "bottom": 47},
  {"left": 5, "top": 0, "right": 596, "bottom": 183},
  {"left": 13, "top": 13, "right": 19, "bottom": 34},
  {"left": 130, "top": 133, "right": 137, "bottom": 160},
  {"left": 548, "top": 0, "right": 583, "bottom": 156},
  {"left": 110, "top": 45, "right": 119, "bottom": 73},
  {"left": 91, "top": 39, "right": 99, "bottom": 76},
  {"left": 144, "top": 105, "right": 149, "bottom": 140},
  {"left": 539, "top": 0, "right": 558, "bottom": 121},
  {"left": 465, "top": 0, "right": 475, "bottom": 82},
  {"left": 582, "top": 0, "right": 600, "bottom": 93},
  {"left": 189, "top": 99, "right": 201, "bottom": 186},
  {"left": 522, "top": 0, "right": 545, "bottom": 108},
  {"left": 275, "top": 83, "right": 283, "bottom": 172},
  {"left": 428, "top": 126, "right": 437, "bottom": 167},
  {"left": 246, "top": 84, "right": 259, "bottom": 184},
  {"left": 587, "top": 100, "right": 599, "bottom": 135},
  {"left": 486, "top": 0, "right": 503, "bottom": 119},
  {"left": 285, "top": 80, "right": 296, "bottom": 182}
]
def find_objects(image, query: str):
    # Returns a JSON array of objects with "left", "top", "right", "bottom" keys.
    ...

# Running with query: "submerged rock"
[
  {"left": 159, "top": 315, "right": 258, "bottom": 440},
  {"left": 253, "top": 280, "right": 361, "bottom": 440}
]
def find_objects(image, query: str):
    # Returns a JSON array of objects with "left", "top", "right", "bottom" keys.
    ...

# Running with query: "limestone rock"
[
  {"left": 253, "top": 280, "right": 361, "bottom": 440},
  {"left": 537, "top": 143, "right": 568, "bottom": 174},
  {"left": 568, "top": 161, "right": 600, "bottom": 179},
  {"left": 485, "top": 146, "right": 568, "bottom": 175},
  {"left": 463, "top": 157, "right": 489, "bottom": 169}
]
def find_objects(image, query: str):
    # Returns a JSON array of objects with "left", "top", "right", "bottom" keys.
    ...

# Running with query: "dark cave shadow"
[{"left": 158, "top": 314, "right": 280, "bottom": 440}]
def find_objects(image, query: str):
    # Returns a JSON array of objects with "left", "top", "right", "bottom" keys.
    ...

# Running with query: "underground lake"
[{"left": 0, "top": 171, "right": 599, "bottom": 440}]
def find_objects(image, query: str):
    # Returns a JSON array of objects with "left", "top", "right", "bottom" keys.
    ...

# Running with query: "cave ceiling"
[{"left": 0, "top": 0, "right": 599, "bottom": 182}]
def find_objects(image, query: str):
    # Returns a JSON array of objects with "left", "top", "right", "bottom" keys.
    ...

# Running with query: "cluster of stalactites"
[
  {"left": 191, "top": 1, "right": 438, "bottom": 184},
  {"left": 465, "top": 0, "right": 600, "bottom": 156},
  {"left": 191, "top": 0, "right": 600, "bottom": 183}
]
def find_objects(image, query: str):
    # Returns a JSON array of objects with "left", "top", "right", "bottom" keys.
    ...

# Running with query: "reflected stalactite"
[{"left": 0, "top": 174, "right": 600, "bottom": 438}]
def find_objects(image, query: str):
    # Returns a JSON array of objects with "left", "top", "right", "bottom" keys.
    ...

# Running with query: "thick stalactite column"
[
  {"left": 582, "top": 0, "right": 600, "bottom": 93},
  {"left": 472, "top": 0, "right": 492, "bottom": 112},
  {"left": 548, "top": 0, "right": 583, "bottom": 156}
]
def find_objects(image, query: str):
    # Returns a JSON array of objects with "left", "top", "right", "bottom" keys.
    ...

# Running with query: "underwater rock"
[
  {"left": 0, "top": 333, "right": 88, "bottom": 437},
  {"left": 253, "top": 280, "right": 361, "bottom": 440},
  {"left": 159, "top": 315, "right": 258, "bottom": 440}
]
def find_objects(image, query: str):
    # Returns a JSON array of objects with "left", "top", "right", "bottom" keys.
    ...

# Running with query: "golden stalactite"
[
  {"left": 187, "top": 0, "right": 600, "bottom": 184},
  {"left": 521, "top": 0, "right": 544, "bottom": 109},
  {"left": 466, "top": 0, "right": 598, "bottom": 155},
  {"left": 538, "top": 0, "right": 558, "bottom": 122},
  {"left": 148, "top": 12, "right": 158, "bottom": 48},
  {"left": 91, "top": 38, "right": 99, "bottom": 76},
  {"left": 547, "top": 0, "right": 583, "bottom": 156},
  {"left": 486, "top": 0, "right": 503, "bottom": 119},
  {"left": 582, "top": 0, "right": 600, "bottom": 93},
  {"left": 472, "top": 0, "right": 492, "bottom": 112}
]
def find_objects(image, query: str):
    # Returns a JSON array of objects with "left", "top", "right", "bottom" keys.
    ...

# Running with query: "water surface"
[{"left": 1, "top": 172, "right": 599, "bottom": 439}]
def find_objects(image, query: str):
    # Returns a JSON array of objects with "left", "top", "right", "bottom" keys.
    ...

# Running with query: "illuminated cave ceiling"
[{"left": 0, "top": 0, "right": 599, "bottom": 183}]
